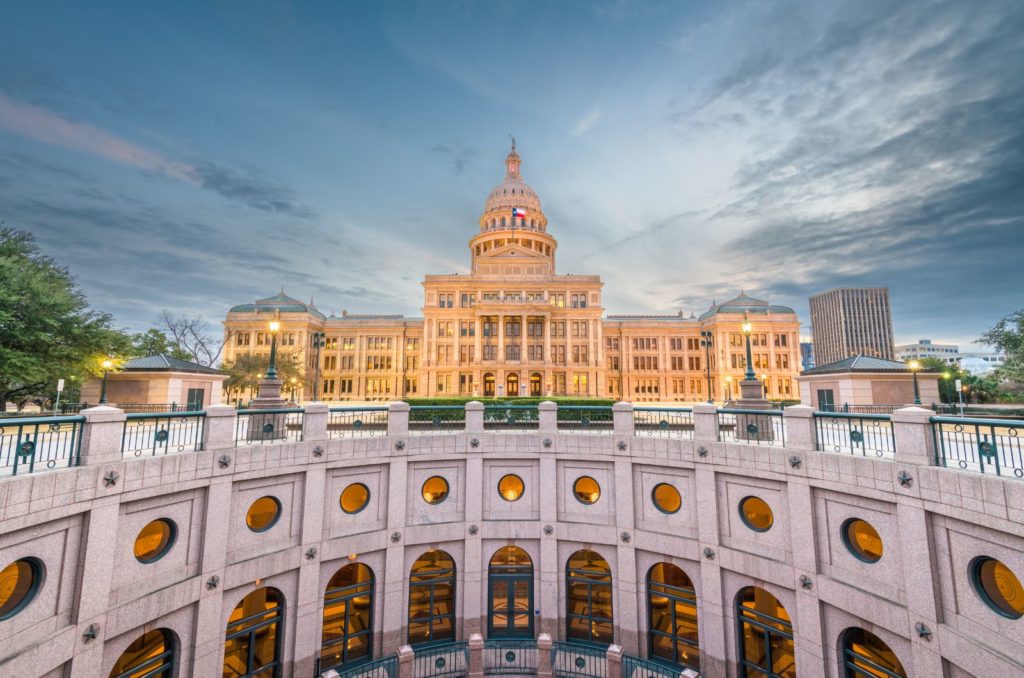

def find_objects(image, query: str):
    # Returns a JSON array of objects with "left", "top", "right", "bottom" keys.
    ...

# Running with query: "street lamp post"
[
  {"left": 99, "top": 359, "right": 113, "bottom": 404},
  {"left": 742, "top": 314, "right": 756, "bottom": 381},
  {"left": 266, "top": 320, "right": 281, "bottom": 380},
  {"left": 761, "top": 373, "right": 768, "bottom": 398},
  {"left": 312, "top": 331, "right": 326, "bottom": 401},
  {"left": 908, "top": 360, "right": 922, "bottom": 405},
  {"left": 289, "top": 377, "right": 298, "bottom": 403},
  {"left": 942, "top": 372, "right": 953, "bottom": 409},
  {"left": 700, "top": 330, "right": 713, "bottom": 404}
]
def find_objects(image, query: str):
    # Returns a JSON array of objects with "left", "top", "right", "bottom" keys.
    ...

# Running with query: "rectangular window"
[
  {"left": 505, "top": 345, "right": 521, "bottom": 361},
  {"left": 342, "top": 337, "right": 356, "bottom": 350},
  {"left": 236, "top": 333, "right": 251, "bottom": 347},
  {"left": 687, "top": 337, "right": 699, "bottom": 351}
]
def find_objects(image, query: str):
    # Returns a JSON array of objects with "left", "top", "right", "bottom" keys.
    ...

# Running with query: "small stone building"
[
  {"left": 797, "top": 354, "right": 940, "bottom": 410},
  {"left": 80, "top": 355, "right": 227, "bottom": 410}
]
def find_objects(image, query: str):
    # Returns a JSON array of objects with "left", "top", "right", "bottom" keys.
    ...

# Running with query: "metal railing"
[
  {"left": 235, "top": 408, "right": 304, "bottom": 445},
  {"left": 819, "top": 403, "right": 899, "bottom": 415},
  {"left": 411, "top": 642, "right": 469, "bottom": 678},
  {"left": 813, "top": 412, "right": 896, "bottom": 458},
  {"left": 621, "top": 654, "right": 686, "bottom": 678},
  {"left": 328, "top": 407, "right": 389, "bottom": 438},
  {"left": 121, "top": 411, "right": 206, "bottom": 457},
  {"left": 931, "top": 416, "right": 1023, "bottom": 479},
  {"left": 551, "top": 642, "right": 607, "bottom": 678},
  {"left": 484, "top": 405, "right": 540, "bottom": 431},
  {"left": 633, "top": 407, "right": 694, "bottom": 439},
  {"left": 717, "top": 409, "right": 785, "bottom": 446},
  {"left": 325, "top": 654, "right": 398, "bottom": 678},
  {"left": 557, "top": 406, "right": 613, "bottom": 435},
  {"left": 483, "top": 639, "right": 539, "bottom": 675},
  {"left": 0, "top": 416, "right": 84, "bottom": 476},
  {"left": 410, "top": 406, "right": 466, "bottom": 434}
]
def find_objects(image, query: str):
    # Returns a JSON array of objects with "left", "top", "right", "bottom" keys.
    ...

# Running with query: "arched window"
[
  {"left": 489, "top": 546, "right": 533, "bottom": 638},
  {"left": 224, "top": 588, "right": 284, "bottom": 678},
  {"left": 647, "top": 563, "right": 699, "bottom": 671},
  {"left": 409, "top": 550, "right": 456, "bottom": 646},
  {"left": 109, "top": 629, "right": 175, "bottom": 678},
  {"left": 501, "top": 217, "right": 506, "bottom": 227},
  {"left": 736, "top": 587, "right": 794, "bottom": 678},
  {"left": 841, "top": 628, "right": 906, "bottom": 677},
  {"left": 321, "top": 564, "right": 374, "bottom": 672},
  {"left": 566, "top": 549, "right": 613, "bottom": 645}
]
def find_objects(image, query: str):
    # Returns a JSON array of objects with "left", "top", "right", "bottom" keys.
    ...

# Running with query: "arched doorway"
[
  {"left": 566, "top": 549, "right": 613, "bottom": 645},
  {"left": 736, "top": 587, "right": 795, "bottom": 678},
  {"left": 647, "top": 563, "right": 699, "bottom": 671},
  {"left": 109, "top": 628, "right": 175, "bottom": 678},
  {"left": 488, "top": 546, "right": 534, "bottom": 638},
  {"left": 841, "top": 628, "right": 906, "bottom": 677},
  {"left": 484, "top": 373, "right": 496, "bottom": 397},
  {"left": 224, "top": 587, "right": 284, "bottom": 678},
  {"left": 408, "top": 550, "right": 456, "bottom": 646},
  {"left": 320, "top": 563, "right": 374, "bottom": 672},
  {"left": 506, "top": 373, "right": 520, "bottom": 397},
  {"left": 530, "top": 373, "right": 542, "bottom": 397}
]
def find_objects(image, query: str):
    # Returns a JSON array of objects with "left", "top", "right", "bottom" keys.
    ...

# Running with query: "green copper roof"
[
  {"left": 698, "top": 291, "right": 796, "bottom": 321},
  {"left": 229, "top": 290, "right": 326, "bottom": 319}
]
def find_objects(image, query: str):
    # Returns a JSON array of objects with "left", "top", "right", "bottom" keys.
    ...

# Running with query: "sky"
[{"left": 0, "top": 0, "right": 1021, "bottom": 348}]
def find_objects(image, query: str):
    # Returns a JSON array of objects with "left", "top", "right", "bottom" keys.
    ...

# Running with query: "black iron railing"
[
  {"left": 621, "top": 654, "right": 687, "bottom": 678},
  {"left": 410, "top": 406, "right": 465, "bottom": 434},
  {"left": 121, "top": 411, "right": 206, "bottom": 457},
  {"left": 411, "top": 641, "right": 469, "bottom": 678},
  {"left": 557, "top": 406, "right": 613, "bottom": 435},
  {"left": 235, "top": 408, "right": 304, "bottom": 445},
  {"left": 717, "top": 409, "right": 785, "bottom": 446},
  {"left": 483, "top": 639, "right": 539, "bottom": 675},
  {"left": 813, "top": 412, "right": 895, "bottom": 458},
  {"left": 931, "top": 416, "right": 1023, "bottom": 479},
  {"left": 551, "top": 642, "right": 606, "bottom": 678},
  {"left": 328, "top": 407, "right": 389, "bottom": 438},
  {"left": 633, "top": 407, "right": 694, "bottom": 439},
  {"left": 0, "top": 415, "right": 85, "bottom": 476},
  {"left": 484, "top": 405, "right": 540, "bottom": 431}
]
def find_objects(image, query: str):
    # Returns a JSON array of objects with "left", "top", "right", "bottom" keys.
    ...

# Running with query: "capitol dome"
[{"left": 479, "top": 140, "right": 547, "bottom": 231}]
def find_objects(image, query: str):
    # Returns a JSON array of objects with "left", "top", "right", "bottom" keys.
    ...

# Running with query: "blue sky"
[{"left": 1, "top": 0, "right": 1021, "bottom": 347}]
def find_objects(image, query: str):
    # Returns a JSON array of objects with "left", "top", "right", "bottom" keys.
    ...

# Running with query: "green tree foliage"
[
  {"left": 980, "top": 309, "right": 1024, "bottom": 385},
  {"left": 0, "top": 227, "right": 132, "bottom": 407},
  {"left": 221, "top": 350, "right": 305, "bottom": 402},
  {"left": 129, "top": 328, "right": 194, "bottom": 361}
]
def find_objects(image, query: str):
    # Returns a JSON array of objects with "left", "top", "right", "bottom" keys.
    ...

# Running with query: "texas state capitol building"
[{"left": 224, "top": 144, "right": 801, "bottom": 403}]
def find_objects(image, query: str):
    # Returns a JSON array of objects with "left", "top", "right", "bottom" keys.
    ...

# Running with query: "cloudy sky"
[{"left": 1, "top": 0, "right": 1020, "bottom": 347}]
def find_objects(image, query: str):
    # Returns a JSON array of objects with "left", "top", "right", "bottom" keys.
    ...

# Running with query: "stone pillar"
[
  {"left": 302, "top": 402, "right": 329, "bottom": 441},
  {"left": 68, "top": 500, "right": 120, "bottom": 678},
  {"left": 79, "top": 405, "right": 127, "bottom": 467},
  {"left": 537, "top": 633, "right": 553, "bottom": 678},
  {"left": 538, "top": 401, "right": 558, "bottom": 434},
  {"left": 612, "top": 401, "right": 634, "bottom": 437},
  {"left": 498, "top": 317, "right": 505, "bottom": 367},
  {"left": 203, "top": 405, "right": 237, "bottom": 451},
  {"left": 605, "top": 644, "right": 623, "bottom": 678},
  {"left": 388, "top": 401, "right": 410, "bottom": 437},
  {"left": 465, "top": 401, "right": 485, "bottom": 434},
  {"left": 398, "top": 645, "right": 415, "bottom": 678},
  {"left": 892, "top": 406, "right": 937, "bottom": 466},
  {"left": 692, "top": 403, "right": 718, "bottom": 442},
  {"left": 468, "top": 633, "right": 484, "bottom": 678},
  {"left": 475, "top": 318, "right": 483, "bottom": 371},
  {"left": 783, "top": 405, "right": 816, "bottom": 451}
]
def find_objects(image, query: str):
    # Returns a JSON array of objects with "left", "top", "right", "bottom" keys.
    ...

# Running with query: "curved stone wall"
[{"left": 1, "top": 424, "right": 1022, "bottom": 677}]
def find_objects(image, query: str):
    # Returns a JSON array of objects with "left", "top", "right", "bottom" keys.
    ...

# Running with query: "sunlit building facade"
[{"left": 223, "top": 144, "right": 801, "bottom": 402}]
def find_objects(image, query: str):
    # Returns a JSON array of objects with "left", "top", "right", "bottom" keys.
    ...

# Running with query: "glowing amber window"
[
  {"left": 842, "top": 627, "right": 906, "bottom": 678},
  {"left": 134, "top": 519, "right": 177, "bottom": 563},
  {"left": 971, "top": 557, "right": 1024, "bottom": 619},
  {"left": 647, "top": 563, "right": 699, "bottom": 671},
  {"left": 739, "top": 496, "right": 773, "bottom": 532},
  {"left": 736, "top": 587, "right": 795, "bottom": 678},
  {"left": 320, "top": 563, "right": 374, "bottom": 671},
  {"left": 340, "top": 483, "right": 370, "bottom": 514},
  {"left": 421, "top": 476, "right": 450, "bottom": 504},
  {"left": 408, "top": 550, "right": 456, "bottom": 645},
  {"left": 224, "top": 588, "right": 283, "bottom": 677},
  {"left": 498, "top": 474, "right": 525, "bottom": 502},
  {"left": 573, "top": 476, "right": 601, "bottom": 504},
  {"left": 652, "top": 483, "right": 682, "bottom": 514},
  {"left": 842, "top": 519, "right": 883, "bottom": 563},
  {"left": 109, "top": 628, "right": 174, "bottom": 678},
  {"left": 0, "top": 558, "right": 42, "bottom": 620},
  {"left": 246, "top": 496, "right": 281, "bottom": 532},
  {"left": 566, "top": 549, "right": 613, "bottom": 644}
]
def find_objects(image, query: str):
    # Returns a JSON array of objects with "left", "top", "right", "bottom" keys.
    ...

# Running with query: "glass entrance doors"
[{"left": 488, "top": 546, "right": 534, "bottom": 638}]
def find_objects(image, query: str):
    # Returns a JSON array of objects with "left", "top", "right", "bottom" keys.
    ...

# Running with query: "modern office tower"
[{"left": 809, "top": 287, "right": 895, "bottom": 365}]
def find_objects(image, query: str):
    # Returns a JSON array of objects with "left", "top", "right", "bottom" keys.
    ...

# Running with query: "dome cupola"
[{"left": 480, "top": 138, "right": 547, "bottom": 232}]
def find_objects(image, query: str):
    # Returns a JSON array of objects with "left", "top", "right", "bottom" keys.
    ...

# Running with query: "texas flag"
[{"left": 512, "top": 207, "right": 526, "bottom": 220}]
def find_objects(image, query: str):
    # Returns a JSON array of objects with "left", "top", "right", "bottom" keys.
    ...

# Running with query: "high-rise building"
[{"left": 809, "top": 287, "right": 894, "bottom": 366}]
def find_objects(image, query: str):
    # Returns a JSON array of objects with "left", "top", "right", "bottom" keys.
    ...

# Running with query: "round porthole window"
[
  {"left": 340, "top": 483, "right": 370, "bottom": 514},
  {"left": 422, "top": 476, "right": 450, "bottom": 504},
  {"left": 0, "top": 558, "right": 43, "bottom": 620},
  {"left": 498, "top": 474, "right": 525, "bottom": 502},
  {"left": 246, "top": 496, "right": 281, "bottom": 532},
  {"left": 739, "top": 496, "right": 773, "bottom": 532},
  {"left": 841, "top": 518, "right": 883, "bottom": 563},
  {"left": 573, "top": 476, "right": 601, "bottom": 504},
  {"left": 971, "top": 556, "right": 1024, "bottom": 619},
  {"left": 134, "top": 519, "right": 177, "bottom": 563},
  {"left": 652, "top": 483, "right": 682, "bottom": 514}
]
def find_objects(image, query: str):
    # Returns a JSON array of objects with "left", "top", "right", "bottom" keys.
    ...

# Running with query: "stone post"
[
  {"left": 302, "top": 402, "right": 329, "bottom": 441},
  {"left": 537, "top": 633, "right": 553, "bottom": 678},
  {"left": 465, "top": 400, "right": 485, "bottom": 434},
  {"left": 539, "top": 400, "right": 558, "bottom": 434},
  {"left": 202, "top": 405, "right": 237, "bottom": 451},
  {"left": 388, "top": 401, "right": 410, "bottom": 437},
  {"left": 612, "top": 401, "right": 634, "bottom": 437},
  {"left": 892, "top": 406, "right": 937, "bottom": 466},
  {"left": 468, "top": 633, "right": 484, "bottom": 678},
  {"left": 692, "top": 403, "right": 718, "bottom": 443},
  {"left": 79, "top": 405, "right": 127, "bottom": 467},
  {"left": 783, "top": 405, "right": 816, "bottom": 451},
  {"left": 398, "top": 646, "right": 415, "bottom": 678},
  {"left": 605, "top": 644, "right": 623, "bottom": 678}
]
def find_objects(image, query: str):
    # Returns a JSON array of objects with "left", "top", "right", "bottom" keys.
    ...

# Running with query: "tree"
[
  {"left": 157, "top": 310, "right": 231, "bottom": 367},
  {"left": 0, "top": 227, "right": 132, "bottom": 408},
  {"left": 221, "top": 350, "right": 305, "bottom": 403},
  {"left": 979, "top": 309, "right": 1024, "bottom": 385},
  {"left": 917, "top": 357, "right": 965, "bottom": 403},
  {"left": 129, "top": 328, "right": 194, "bottom": 361}
]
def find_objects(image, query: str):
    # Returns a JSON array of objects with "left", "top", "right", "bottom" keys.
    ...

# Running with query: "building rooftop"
[
  {"left": 121, "top": 355, "right": 224, "bottom": 375},
  {"left": 800, "top": 354, "right": 939, "bottom": 376},
  {"left": 229, "top": 290, "right": 327, "bottom": 319},
  {"left": 698, "top": 291, "right": 796, "bottom": 321}
]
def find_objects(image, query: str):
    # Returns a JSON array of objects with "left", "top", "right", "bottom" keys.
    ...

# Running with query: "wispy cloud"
[{"left": 570, "top": 105, "right": 603, "bottom": 137}]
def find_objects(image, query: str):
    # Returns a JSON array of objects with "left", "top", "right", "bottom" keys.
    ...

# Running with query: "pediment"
[{"left": 483, "top": 243, "right": 546, "bottom": 259}]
